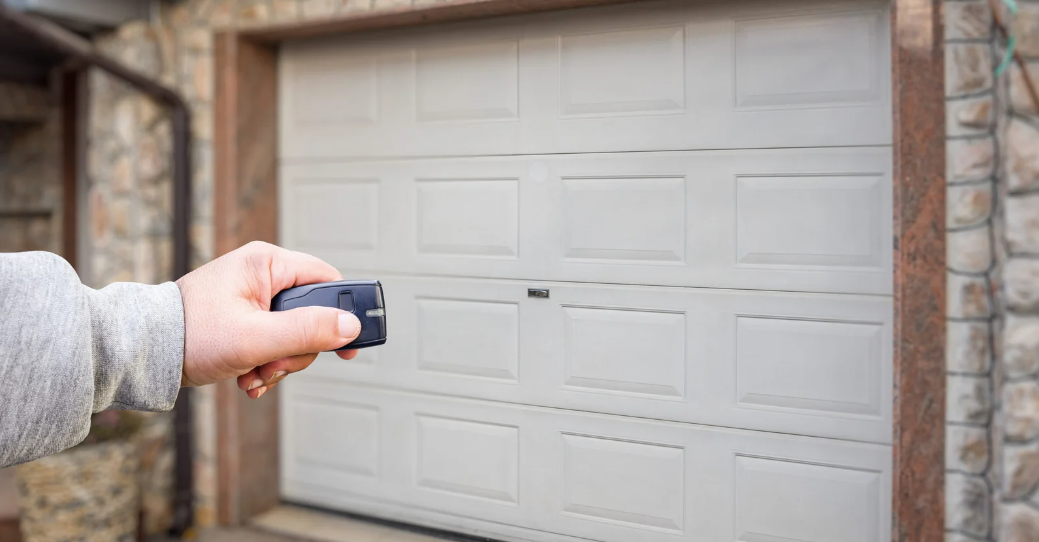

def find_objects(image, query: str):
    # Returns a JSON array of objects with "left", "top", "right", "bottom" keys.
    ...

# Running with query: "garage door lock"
[{"left": 528, "top": 288, "right": 550, "bottom": 298}]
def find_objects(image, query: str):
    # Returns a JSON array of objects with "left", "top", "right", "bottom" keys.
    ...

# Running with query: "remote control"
[{"left": 270, "top": 280, "right": 387, "bottom": 350}]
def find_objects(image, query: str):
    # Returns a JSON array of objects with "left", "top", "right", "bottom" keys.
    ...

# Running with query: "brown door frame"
[{"left": 214, "top": 1, "right": 945, "bottom": 539}]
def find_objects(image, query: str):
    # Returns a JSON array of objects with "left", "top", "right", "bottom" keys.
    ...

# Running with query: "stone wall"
[
  {"left": 944, "top": 1, "right": 1039, "bottom": 541},
  {"left": 0, "top": 82, "right": 62, "bottom": 255},
  {"left": 945, "top": 2, "right": 999, "bottom": 540},
  {"left": 997, "top": 1, "right": 1039, "bottom": 540},
  {"left": 0, "top": 79, "right": 63, "bottom": 532}
]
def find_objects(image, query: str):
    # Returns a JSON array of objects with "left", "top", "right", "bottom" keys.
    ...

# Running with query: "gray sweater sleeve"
[{"left": 0, "top": 251, "right": 185, "bottom": 468}]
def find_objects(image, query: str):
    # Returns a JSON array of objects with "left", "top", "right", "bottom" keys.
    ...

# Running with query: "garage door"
[{"left": 277, "top": 0, "right": 893, "bottom": 540}]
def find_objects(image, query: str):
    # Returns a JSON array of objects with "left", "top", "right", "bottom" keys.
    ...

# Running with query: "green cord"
[
  {"left": 995, "top": 0, "right": 1019, "bottom": 76},
  {"left": 996, "top": 34, "right": 1016, "bottom": 76}
]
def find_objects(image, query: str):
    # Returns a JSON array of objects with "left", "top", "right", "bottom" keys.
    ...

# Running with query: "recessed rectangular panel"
[
  {"left": 736, "top": 316, "right": 883, "bottom": 416},
  {"left": 563, "top": 176, "right": 685, "bottom": 262},
  {"left": 416, "top": 415, "right": 519, "bottom": 504},
  {"left": 417, "top": 298, "right": 519, "bottom": 381},
  {"left": 735, "top": 455, "right": 881, "bottom": 542},
  {"left": 416, "top": 42, "right": 519, "bottom": 122},
  {"left": 735, "top": 11, "right": 883, "bottom": 108},
  {"left": 292, "top": 56, "right": 377, "bottom": 124},
  {"left": 294, "top": 180, "right": 378, "bottom": 250},
  {"left": 561, "top": 434, "right": 684, "bottom": 532},
  {"left": 292, "top": 399, "right": 379, "bottom": 477},
  {"left": 417, "top": 179, "right": 519, "bottom": 257},
  {"left": 563, "top": 306, "right": 685, "bottom": 398},
  {"left": 560, "top": 26, "right": 685, "bottom": 117},
  {"left": 736, "top": 174, "right": 883, "bottom": 269}
]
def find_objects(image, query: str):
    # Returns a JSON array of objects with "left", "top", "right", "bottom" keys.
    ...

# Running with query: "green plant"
[{"left": 78, "top": 410, "right": 143, "bottom": 446}]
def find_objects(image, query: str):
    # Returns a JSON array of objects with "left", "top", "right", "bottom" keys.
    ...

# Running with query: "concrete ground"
[
  {"left": 152, "top": 506, "right": 461, "bottom": 542},
  {"left": 153, "top": 527, "right": 313, "bottom": 542}
]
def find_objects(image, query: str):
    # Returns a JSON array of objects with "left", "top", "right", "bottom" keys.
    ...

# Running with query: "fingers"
[
  {"left": 237, "top": 353, "right": 318, "bottom": 398},
  {"left": 258, "top": 243, "right": 343, "bottom": 295},
  {"left": 257, "top": 353, "right": 319, "bottom": 381},
  {"left": 247, "top": 382, "right": 275, "bottom": 399},
  {"left": 336, "top": 349, "right": 359, "bottom": 361},
  {"left": 237, "top": 368, "right": 265, "bottom": 393},
  {"left": 246, "top": 307, "right": 361, "bottom": 363}
]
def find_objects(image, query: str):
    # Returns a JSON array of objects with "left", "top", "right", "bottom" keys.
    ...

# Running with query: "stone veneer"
[
  {"left": 77, "top": 0, "right": 1039, "bottom": 537},
  {"left": 0, "top": 81, "right": 62, "bottom": 255},
  {"left": 944, "top": 1, "right": 1039, "bottom": 541}
]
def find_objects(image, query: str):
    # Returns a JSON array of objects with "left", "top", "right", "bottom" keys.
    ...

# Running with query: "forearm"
[{"left": 0, "top": 252, "right": 184, "bottom": 467}]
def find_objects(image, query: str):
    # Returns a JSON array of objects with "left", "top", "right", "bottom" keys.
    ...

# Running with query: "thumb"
[{"left": 248, "top": 307, "right": 361, "bottom": 363}]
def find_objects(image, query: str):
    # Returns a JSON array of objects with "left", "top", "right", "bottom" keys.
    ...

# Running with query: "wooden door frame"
[{"left": 214, "top": 0, "right": 945, "bottom": 539}]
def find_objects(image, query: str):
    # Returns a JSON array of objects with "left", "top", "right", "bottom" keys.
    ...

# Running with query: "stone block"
[
  {"left": 273, "top": 0, "right": 301, "bottom": 20},
  {"left": 136, "top": 96, "right": 164, "bottom": 130},
  {"left": 190, "top": 104, "right": 213, "bottom": 142},
  {"left": 1004, "top": 503, "right": 1039, "bottom": 542},
  {"left": 110, "top": 198, "right": 130, "bottom": 238},
  {"left": 114, "top": 98, "right": 137, "bottom": 147},
  {"left": 946, "top": 43, "right": 993, "bottom": 97},
  {"left": 1006, "top": 381, "right": 1039, "bottom": 441},
  {"left": 945, "top": 0, "right": 991, "bottom": 41},
  {"left": 193, "top": 55, "right": 214, "bottom": 103},
  {"left": 948, "top": 136, "right": 995, "bottom": 183},
  {"left": 209, "top": 0, "right": 236, "bottom": 27},
  {"left": 948, "top": 320, "right": 991, "bottom": 373},
  {"left": 111, "top": 156, "right": 133, "bottom": 195},
  {"left": 1011, "top": 63, "right": 1039, "bottom": 117},
  {"left": 948, "top": 226, "right": 993, "bottom": 273},
  {"left": 303, "top": 0, "right": 341, "bottom": 17},
  {"left": 1014, "top": 2, "right": 1039, "bottom": 58},
  {"left": 946, "top": 424, "right": 989, "bottom": 475},
  {"left": 948, "top": 374, "right": 992, "bottom": 424},
  {"left": 945, "top": 473, "right": 990, "bottom": 537},
  {"left": 1007, "top": 193, "right": 1039, "bottom": 254},
  {"left": 1006, "top": 259, "right": 1039, "bottom": 312},
  {"left": 1005, "top": 443, "right": 1039, "bottom": 499},
  {"left": 948, "top": 182, "right": 993, "bottom": 228},
  {"left": 239, "top": 0, "right": 271, "bottom": 23},
  {"left": 136, "top": 132, "right": 165, "bottom": 184},
  {"left": 1009, "top": 119, "right": 1039, "bottom": 192},
  {"left": 134, "top": 237, "right": 158, "bottom": 284},
  {"left": 342, "top": 0, "right": 371, "bottom": 13},
  {"left": 88, "top": 186, "right": 109, "bottom": 248},
  {"left": 1006, "top": 316, "right": 1039, "bottom": 379},
  {"left": 948, "top": 272, "right": 991, "bottom": 319},
  {"left": 178, "top": 27, "right": 213, "bottom": 54},
  {"left": 373, "top": 0, "right": 412, "bottom": 10},
  {"left": 948, "top": 95, "right": 995, "bottom": 136}
]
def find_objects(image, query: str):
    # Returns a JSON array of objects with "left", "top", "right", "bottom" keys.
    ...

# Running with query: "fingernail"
[
  {"left": 256, "top": 386, "right": 268, "bottom": 398},
  {"left": 339, "top": 312, "right": 361, "bottom": 338},
  {"left": 272, "top": 371, "right": 287, "bottom": 380},
  {"left": 248, "top": 379, "right": 263, "bottom": 391}
]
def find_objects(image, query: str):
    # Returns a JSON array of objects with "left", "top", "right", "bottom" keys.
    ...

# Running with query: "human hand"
[{"left": 176, "top": 241, "right": 360, "bottom": 398}]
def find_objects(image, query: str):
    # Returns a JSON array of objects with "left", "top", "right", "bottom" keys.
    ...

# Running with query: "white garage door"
[{"left": 277, "top": 0, "right": 894, "bottom": 540}]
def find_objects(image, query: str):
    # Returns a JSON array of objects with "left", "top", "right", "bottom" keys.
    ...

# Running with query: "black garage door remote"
[{"left": 270, "top": 280, "right": 387, "bottom": 350}]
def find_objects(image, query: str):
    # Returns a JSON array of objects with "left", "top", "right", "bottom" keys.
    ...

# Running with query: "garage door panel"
[
  {"left": 282, "top": 382, "right": 891, "bottom": 542},
  {"left": 280, "top": 396, "right": 384, "bottom": 495},
  {"left": 301, "top": 275, "right": 892, "bottom": 443},
  {"left": 279, "top": 0, "right": 890, "bottom": 159},
  {"left": 416, "top": 297, "right": 521, "bottom": 381},
  {"left": 281, "top": 147, "right": 892, "bottom": 295}
]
